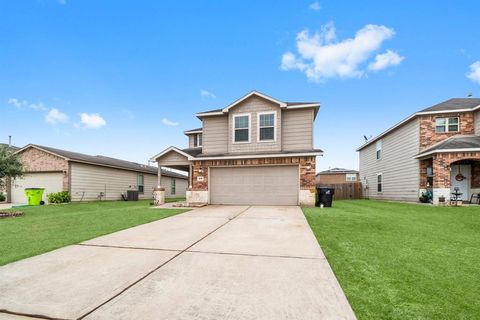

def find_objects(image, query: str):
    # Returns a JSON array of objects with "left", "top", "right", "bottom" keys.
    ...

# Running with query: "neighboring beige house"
[
  {"left": 316, "top": 168, "right": 359, "bottom": 185},
  {"left": 8, "top": 144, "right": 187, "bottom": 204},
  {"left": 358, "top": 98, "right": 480, "bottom": 204},
  {"left": 151, "top": 91, "right": 323, "bottom": 206}
]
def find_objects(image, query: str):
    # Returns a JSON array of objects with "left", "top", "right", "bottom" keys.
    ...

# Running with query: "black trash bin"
[
  {"left": 127, "top": 190, "right": 139, "bottom": 201},
  {"left": 316, "top": 187, "right": 335, "bottom": 207}
]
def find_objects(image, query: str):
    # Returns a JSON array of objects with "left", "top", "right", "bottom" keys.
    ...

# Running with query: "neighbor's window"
[
  {"left": 137, "top": 174, "right": 144, "bottom": 193},
  {"left": 259, "top": 112, "right": 275, "bottom": 141},
  {"left": 170, "top": 178, "right": 176, "bottom": 195},
  {"left": 435, "top": 117, "right": 459, "bottom": 133},
  {"left": 376, "top": 140, "right": 382, "bottom": 160},
  {"left": 234, "top": 115, "right": 250, "bottom": 142},
  {"left": 194, "top": 133, "right": 203, "bottom": 147},
  {"left": 346, "top": 173, "right": 357, "bottom": 182},
  {"left": 377, "top": 174, "right": 383, "bottom": 193}
]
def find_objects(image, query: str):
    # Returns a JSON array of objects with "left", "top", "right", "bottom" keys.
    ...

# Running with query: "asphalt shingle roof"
[
  {"left": 419, "top": 98, "right": 480, "bottom": 113},
  {"left": 417, "top": 135, "right": 480, "bottom": 156},
  {"left": 0, "top": 143, "right": 19, "bottom": 151},
  {"left": 25, "top": 145, "right": 187, "bottom": 179},
  {"left": 317, "top": 168, "right": 359, "bottom": 175},
  {"left": 184, "top": 127, "right": 203, "bottom": 133}
]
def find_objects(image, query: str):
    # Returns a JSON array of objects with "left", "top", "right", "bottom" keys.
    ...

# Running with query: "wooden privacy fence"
[{"left": 317, "top": 182, "right": 363, "bottom": 200}]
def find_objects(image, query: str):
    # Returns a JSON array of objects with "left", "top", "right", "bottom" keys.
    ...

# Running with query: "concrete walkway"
[{"left": 0, "top": 205, "right": 356, "bottom": 320}]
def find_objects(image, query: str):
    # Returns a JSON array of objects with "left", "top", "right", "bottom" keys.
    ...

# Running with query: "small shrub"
[
  {"left": 0, "top": 192, "right": 5, "bottom": 202},
  {"left": 47, "top": 191, "right": 71, "bottom": 204}
]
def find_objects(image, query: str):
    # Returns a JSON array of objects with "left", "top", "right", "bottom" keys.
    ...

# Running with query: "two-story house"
[
  {"left": 150, "top": 91, "right": 323, "bottom": 206},
  {"left": 358, "top": 98, "right": 480, "bottom": 204}
]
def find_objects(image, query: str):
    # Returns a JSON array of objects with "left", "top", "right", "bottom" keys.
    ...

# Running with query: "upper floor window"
[
  {"left": 435, "top": 117, "right": 459, "bottom": 133},
  {"left": 234, "top": 114, "right": 250, "bottom": 143},
  {"left": 376, "top": 140, "right": 382, "bottom": 160},
  {"left": 258, "top": 112, "right": 275, "bottom": 141},
  {"left": 194, "top": 133, "right": 203, "bottom": 147},
  {"left": 346, "top": 173, "right": 357, "bottom": 182}
]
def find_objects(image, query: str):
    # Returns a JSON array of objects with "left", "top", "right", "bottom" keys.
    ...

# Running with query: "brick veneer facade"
[
  {"left": 419, "top": 112, "right": 475, "bottom": 150},
  {"left": 19, "top": 147, "right": 69, "bottom": 191},
  {"left": 189, "top": 156, "right": 316, "bottom": 191},
  {"left": 432, "top": 152, "right": 480, "bottom": 189}
]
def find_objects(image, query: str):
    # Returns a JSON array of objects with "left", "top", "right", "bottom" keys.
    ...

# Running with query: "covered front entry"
[
  {"left": 11, "top": 172, "right": 64, "bottom": 204},
  {"left": 209, "top": 166, "right": 299, "bottom": 205}
]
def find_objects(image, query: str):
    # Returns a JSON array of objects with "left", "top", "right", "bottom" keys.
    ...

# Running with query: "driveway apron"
[{"left": 0, "top": 205, "right": 355, "bottom": 320}]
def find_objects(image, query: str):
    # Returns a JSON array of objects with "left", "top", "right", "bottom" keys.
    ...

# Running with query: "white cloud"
[
  {"left": 467, "top": 61, "right": 480, "bottom": 85},
  {"left": 200, "top": 89, "right": 216, "bottom": 99},
  {"left": 7, "top": 98, "right": 27, "bottom": 108},
  {"left": 29, "top": 102, "right": 48, "bottom": 111},
  {"left": 309, "top": 2, "right": 321, "bottom": 11},
  {"left": 58, "top": 0, "right": 66, "bottom": 4},
  {"left": 161, "top": 118, "right": 179, "bottom": 126},
  {"left": 368, "top": 49, "right": 405, "bottom": 71},
  {"left": 79, "top": 113, "right": 106, "bottom": 129},
  {"left": 45, "top": 108, "right": 69, "bottom": 124},
  {"left": 281, "top": 23, "right": 400, "bottom": 81}
]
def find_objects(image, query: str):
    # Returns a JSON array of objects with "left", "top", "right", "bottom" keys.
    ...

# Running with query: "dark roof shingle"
[
  {"left": 22, "top": 145, "right": 187, "bottom": 178},
  {"left": 417, "top": 135, "right": 480, "bottom": 157},
  {"left": 419, "top": 98, "right": 480, "bottom": 113}
]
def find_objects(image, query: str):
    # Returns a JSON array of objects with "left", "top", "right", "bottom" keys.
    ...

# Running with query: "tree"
[{"left": 0, "top": 145, "right": 23, "bottom": 190}]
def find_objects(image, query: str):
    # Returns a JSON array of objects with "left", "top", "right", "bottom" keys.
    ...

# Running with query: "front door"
[{"left": 450, "top": 164, "right": 471, "bottom": 201}]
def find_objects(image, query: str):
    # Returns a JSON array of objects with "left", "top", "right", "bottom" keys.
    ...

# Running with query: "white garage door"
[
  {"left": 11, "top": 172, "right": 64, "bottom": 204},
  {"left": 210, "top": 166, "right": 298, "bottom": 205}
]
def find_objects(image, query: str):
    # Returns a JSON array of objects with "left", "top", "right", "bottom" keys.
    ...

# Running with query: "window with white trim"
[
  {"left": 258, "top": 112, "right": 275, "bottom": 141},
  {"left": 194, "top": 133, "right": 202, "bottom": 147},
  {"left": 376, "top": 140, "right": 382, "bottom": 160},
  {"left": 435, "top": 117, "right": 459, "bottom": 133},
  {"left": 234, "top": 115, "right": 250, "bottom": 142},
  {"left": 137, "top": 174, "right": 144, "bottom": 193},
  {"left": 377, "top": 174, "right": 383, "bottom": 193},
  {"left": 346, "top": 173, "right": 357, "bottom": 182}
]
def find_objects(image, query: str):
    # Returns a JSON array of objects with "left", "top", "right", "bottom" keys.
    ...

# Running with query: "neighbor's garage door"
[
  {"left": 11, "top": 172, "right": 64, "bottom": 204},
  {"left": 210, "top": 166, "right": 298, "bottom": 205}
]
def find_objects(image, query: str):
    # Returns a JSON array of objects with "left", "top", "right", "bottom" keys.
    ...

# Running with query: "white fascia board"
[
  {"left": 13, "top": 144, "right": 70, "bottom": 161},
  {"left": 184, "top": 130, "right": 203, "bottom": 135},
  {"left": 221, "top": 91, "right": 286, "bottom": 112},
  {"left": 149, "top": 146, "right": 194, "bottom": 162},
  {"left": 196, "top": 151, "right": 323, "bottom": 161}
]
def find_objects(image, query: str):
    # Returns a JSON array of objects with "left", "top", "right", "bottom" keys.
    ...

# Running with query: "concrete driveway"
[{"left": 0, "top": 205, "right": 356, "bottom": 320}]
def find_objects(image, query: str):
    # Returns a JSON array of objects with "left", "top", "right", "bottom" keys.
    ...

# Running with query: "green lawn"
[
  {"left": 0, "top": 200, "right": 187, "bottom": 266},
  {"left": 304, "top": 200, "right": 480, "bottom": 320}
]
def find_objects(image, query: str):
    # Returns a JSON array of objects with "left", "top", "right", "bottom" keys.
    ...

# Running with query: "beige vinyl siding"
[
  {"left": 359, "top": 118, "right": 420, "bottom": 202},
  {"left": 475, "top": 109, "right": 480, "bottom": 134},
  {"left": 163, "top": 176, "right": 188, "bottom": 198},
  {"left": 70, "top": 162, "right": 157, "bottom": 201},
  {"left": 203, "top": 115, "right": 228, "bottom": 154},
  {"left": 159, "top": 150, "right": 189, "bottom": 166},
  {"left": 188, "top": 135, "right": 195, "bottom": 149},
  {"left": 228, "top": 96, "right": 282, "bottom": 153},
  {"left": 282, "top": 109, "right": 314, "bottom": 151}
]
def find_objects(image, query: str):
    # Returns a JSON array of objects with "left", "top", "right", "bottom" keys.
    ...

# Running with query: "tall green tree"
[{"left": 0, "top": 146, "right": 23, "bottom": 189}]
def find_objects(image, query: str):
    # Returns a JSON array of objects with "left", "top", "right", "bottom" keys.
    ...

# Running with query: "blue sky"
[{"left": 1, "top": 0, "right": 480, "bottom": 171}]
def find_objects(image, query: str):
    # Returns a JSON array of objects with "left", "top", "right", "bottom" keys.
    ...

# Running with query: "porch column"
[
  {"left": 157, "top": 165, "right": 162, "bottom": 186},
  {"left": 189, "top": 164, "right": 193, "bottom": 188},
  {"left": 432, "top": 155, "right": 450, "bottom": 204}
]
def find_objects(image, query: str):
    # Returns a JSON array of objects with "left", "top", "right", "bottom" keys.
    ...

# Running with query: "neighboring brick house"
[
  {"left": 357, "top": 98, "right": 480, "bottom": 204},
  {"left": 315, "top": 168, "right": 359, "bottom": 185},
  {"left": 8, "top": 144, "right": 187, "bottom": 204},
  {"left": 151, "top": 91, "right": 323, "bottom": 205}
]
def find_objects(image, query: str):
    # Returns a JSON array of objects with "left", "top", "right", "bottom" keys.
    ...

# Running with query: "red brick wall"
[
  {"left": 432, "top": 152, "right": 480, "bottom": 188},
  {"left": 19, "top": 147, "right": 69, "bottom": 191},
  {"left": 419, "top": 112, "right": 475, "bottom": 150},
  {"left": 190, "top": 156, "right": 316, "bottom": 191}
]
